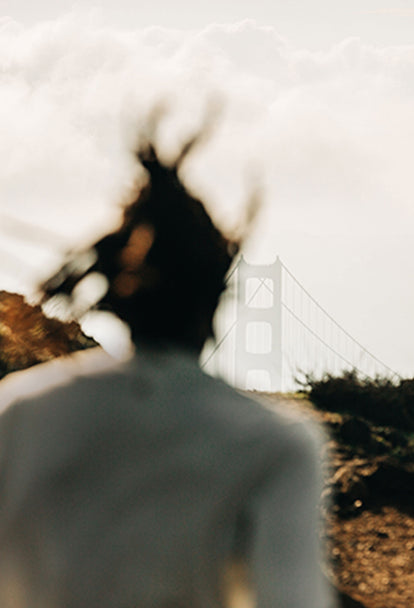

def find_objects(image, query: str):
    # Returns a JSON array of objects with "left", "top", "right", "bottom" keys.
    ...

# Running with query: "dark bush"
[{"left": 303, "top": 370, "right": 414, "bottom": 432}]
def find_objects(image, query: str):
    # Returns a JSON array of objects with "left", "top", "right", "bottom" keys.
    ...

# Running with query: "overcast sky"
[
  {"left": 1, "top": 1, "right": 414, "bottom": 375},
  {"left": 4, "top": 1, "right": 414, "bottom": 47}
]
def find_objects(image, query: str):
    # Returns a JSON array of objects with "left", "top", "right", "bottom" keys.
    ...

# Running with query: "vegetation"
[
  {"left": 302, "top": 370, "right": 414, "bottom": 432},
  {"left": 0, "top": 291, "right": 96, "bottom": 379}
]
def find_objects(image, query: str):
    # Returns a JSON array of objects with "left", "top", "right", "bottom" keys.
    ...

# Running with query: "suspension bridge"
[{"left": 201, "top": 256, "right": 399, "bottom": 392}]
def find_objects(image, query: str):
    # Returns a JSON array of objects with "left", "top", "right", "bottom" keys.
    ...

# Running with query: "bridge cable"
[{"left": 280, "top": 261, "right": 399, "bottom": 379}]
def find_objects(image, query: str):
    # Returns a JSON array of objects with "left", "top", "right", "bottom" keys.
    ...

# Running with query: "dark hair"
[{"left": 41, "top": 140, "right": 238, "bottom": 352}]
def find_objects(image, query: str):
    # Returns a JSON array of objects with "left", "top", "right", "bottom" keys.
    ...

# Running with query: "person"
[{"left": 0, "top": 135, "right": 332, "bottom": 608}]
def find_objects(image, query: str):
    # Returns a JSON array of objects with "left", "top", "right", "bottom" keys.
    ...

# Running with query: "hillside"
[
  {"left": 257, "top": 392, "right": 414, "bottom": 608},
  {"left": 0, "top": 291, "right": 97, "bottom": 378}
]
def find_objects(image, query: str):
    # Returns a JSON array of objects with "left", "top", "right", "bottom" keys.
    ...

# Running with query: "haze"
[{"left": 1, "top": 1, "right": 414, "bottom": 375}]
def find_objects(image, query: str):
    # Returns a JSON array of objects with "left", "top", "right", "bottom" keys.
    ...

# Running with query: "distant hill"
[{"left": 0, "top": 291, "right": 97, "bottom": 379}]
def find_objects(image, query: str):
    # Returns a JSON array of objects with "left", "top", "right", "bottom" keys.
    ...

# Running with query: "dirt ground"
[
  {"left": 327, "top": 505, "right": 414, "bottom": 607},
  {"left": 256, "top": 392, "right": 414, "bottom": 608}
]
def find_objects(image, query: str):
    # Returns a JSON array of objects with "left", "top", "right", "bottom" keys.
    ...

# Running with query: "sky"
[{"left": 1, "top": 1, "right": 414, "bottom": 376}]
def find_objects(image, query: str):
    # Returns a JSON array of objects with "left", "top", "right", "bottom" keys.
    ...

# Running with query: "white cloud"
[
  {"left": 3, "top": 16, "right": 414, "bottom": 241},
  {"left": 363, "top": 8, "right": 414, "bottom": 17},
  {"left": 2, "top": 14, "right": 414, "bottom": 373}
]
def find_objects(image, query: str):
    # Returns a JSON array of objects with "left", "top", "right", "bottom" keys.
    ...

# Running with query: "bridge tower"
[{"left": 235, "top": 256, "right": 282, "bottom": 391}]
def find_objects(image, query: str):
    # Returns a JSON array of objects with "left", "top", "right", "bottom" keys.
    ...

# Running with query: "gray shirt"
[{"left": 0, "top": 346, "right": 329, "bottom": 608}]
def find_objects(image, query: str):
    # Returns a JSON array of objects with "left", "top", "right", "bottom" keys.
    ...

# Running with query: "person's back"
[{"left": 0, "top": 344, "right": 327, "bottom": 608}]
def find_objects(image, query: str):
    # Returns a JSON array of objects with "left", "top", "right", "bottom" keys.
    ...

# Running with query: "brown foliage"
[{"left": 0, "top": 291, "right": 96, "bottom": 378}]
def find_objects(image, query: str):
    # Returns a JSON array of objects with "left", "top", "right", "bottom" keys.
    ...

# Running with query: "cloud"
[
  {"left": 2, "top": 14, "right": 414, "bottom": 374},
  {"left": 3, "top": 15, "right": 414, "bottom": 244},
  {"left": 362, "top": 8, "right": 414, "bottom": 17}
]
